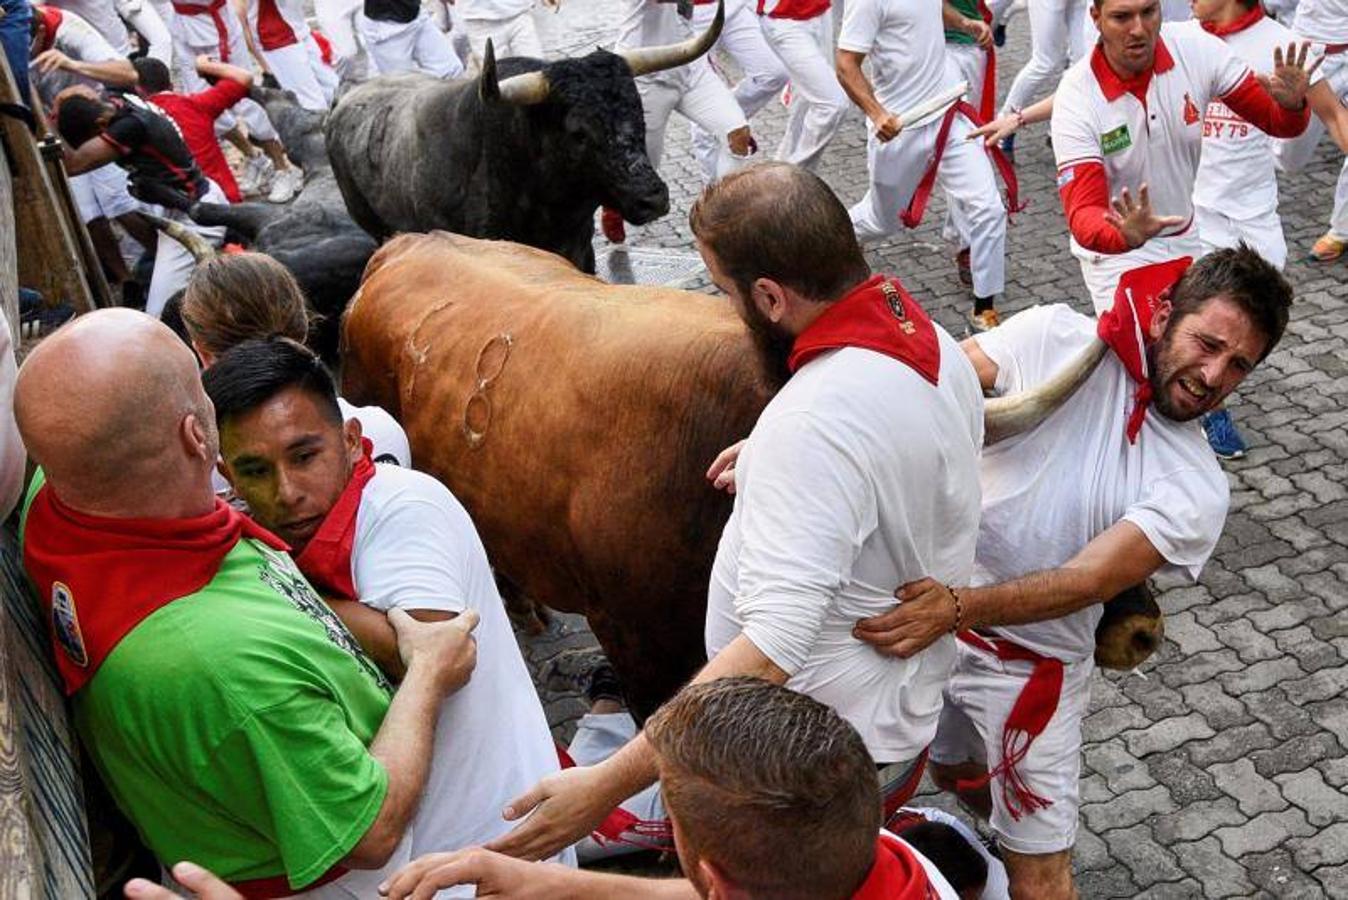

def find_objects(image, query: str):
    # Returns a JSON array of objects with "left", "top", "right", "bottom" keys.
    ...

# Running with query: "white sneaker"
[
  {"left": 238, "top": 154, "right": 275, "bottom": 196},
  {"left": 267, "top": 166, "right": 303, "bottom": 203}
]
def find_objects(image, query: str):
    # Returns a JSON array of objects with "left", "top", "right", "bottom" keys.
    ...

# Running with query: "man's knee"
[{"left": 1002, "top": 847, "right": 1076, "bottom": 900}]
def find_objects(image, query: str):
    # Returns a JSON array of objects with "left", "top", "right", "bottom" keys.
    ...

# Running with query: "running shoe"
[
  {"left": 1308, "top": 232, "right": 1347, "bottom": 263},
  {"left": 267, "top": 166, "right": 304, "bottom": 203},
  {"left": 1202, "top": 409, "right": 1247, "bottom": 460},
  {"left": 238, "top": 153, "right": 274, "bottom": 196},
  {"left": 967, "top": 307, "right": 1001, "bottom": 333}
]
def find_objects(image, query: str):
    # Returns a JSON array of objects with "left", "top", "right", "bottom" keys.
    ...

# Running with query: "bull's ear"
[{"left": 479, "top": 39, "right": 500, "bottom": 102}]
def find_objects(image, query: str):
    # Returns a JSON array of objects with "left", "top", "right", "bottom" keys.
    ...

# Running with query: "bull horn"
[
  {"left": 983, "top": 337, "right": 1108, "bottom": 445},
  {"left": 143, "top": 213, "right": 217, "bottom": 264},
  {"left": 619, "top": 0, "right": 724, "bottom": 78},
  {"left": 490, "top": 39, "right": 553, "bottom": 106}
]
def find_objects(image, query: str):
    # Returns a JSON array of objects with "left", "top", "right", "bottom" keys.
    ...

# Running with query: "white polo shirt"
[
  {"left": 705, "top": 330, "right": 985, "bottom": 765},
  {"left": 1195, "top": 14, "right": 1322, "bottom": 221},
  {"left": 1051, "top": 23, "right": 1249, "bottom": 262},
  {"left": 349, "top": 464, "right": 572, "bottom": 892},
  {"left": 837, "top": 0, "right": 955, "bottom": 119},
  {"left": 971, "top": 304, "right": 1228, "bottom": 663},
  {"left": 1293, "top": 0, "right": 1348, "bottom": 44}
]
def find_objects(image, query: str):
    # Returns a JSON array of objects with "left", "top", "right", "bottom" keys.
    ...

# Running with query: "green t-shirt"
[
  {"left": 23, "top": 475, "right": 394, "bottom": 890},
  {"left": 945, "top": 0, "right": 981, "bottom": 44}
]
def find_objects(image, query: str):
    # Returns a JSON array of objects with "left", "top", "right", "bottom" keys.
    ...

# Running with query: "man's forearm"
[
  {"left": 962, "top": 567, "right": 1100, "bottom": 629},
  {"left": 73, "top": 58, "right": 137, "bottom": 87},
  {"left": 835, "top": 54, "right": 887, "bottom": 123},
  {"left": 552, "top": 872, "right": 699, "bottom": 900},
  {"left": 343, "top": 664, "right": 444, "bottom": 868},
  {"left": 1310, "top": 79, "right": 1348, "bottom": 153}
]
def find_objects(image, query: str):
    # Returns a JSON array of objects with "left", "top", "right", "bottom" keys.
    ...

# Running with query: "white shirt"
[
  {"left": 457, "top": 0, "right": 533, "bottom": 23},
  {"left": 1051, "top": 23, "right": 1250, "bottom": 261},
  {"left": 170, "top": 0, "right": 244, "bottom": 52},
  {"left": 47, "top": 0, "right": 132, "bottom": 55},
  {"left": 972, "top": 304, "right": 1228, "bottom": 662},
  {"left": 706, "top": 332, "right": 984, "bottom": 765},
  {"left": 1293, "top": 0, "right": 1348, "bottom": 44},
  {"left": 33, "top": 9, "right": 124, "bottom": 106},
  {"left": 349, "top": 465, "right": 571, "bottom": 893},
  {"left": 1195, "top": 14, "right": 1322, "bottom": 220},
  {"left": 903, "top": 807, "right": 1010, "bottom": 900},
  {"left": 837, "top": 0, "right": 956, "bottom": 119}
]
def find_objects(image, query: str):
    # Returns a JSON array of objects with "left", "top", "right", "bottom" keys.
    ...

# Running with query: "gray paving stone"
[
  {"left": 1123, "top": 713, "right": 1218, "bottom": 758},
  {"left": 1084, "top": 742, "right": 1157, "bottom": 794},
  {"left": 1316, "top": 862, "right": 1348, "bottom": 900},
  {"left": 1212, "top": 808, "right": 1316, "bottom": 857},
  {"left": 1083, "top": 704, "right": 1152, "bottom": 743},
  {"left": 1187, "top": 723, "right": 1280, "bottom": 768},
  {"left": 1135, "top": 878, "right": 1205, "bottom": 899},
  {"left": 1212, "top": 617, "right": 1284, "bottom": 663},
  {"left": 1283, "top": 664, "right": 1348, "bottom": 703},
  {"left": 1242, "top": 686, "right": 1325, "bottom": 740},
  {"left": 1178, "top": 683, "right": 1252, "bottom": 731},
  {"left": 1290, "top": 822, "right": 1348, "bottom": 870},
  {"left": 1245, "top": 849, "right": 1332, "bottom": 899},
  {"left": 1250, "top": 732, "right": 1345, "bottom": 779},
  {"left": 1152, "top": 798, "right": 1249, "bottom": 844},
  {"left": 1217, "top": 657, "right": 1307, "bottom": 695},
  {"left": 1081, "top": 785, "right": 1177, "bottom": 833},
  {"left": 1164, "top": 610, "right": 1223, "bottom": 656},
  {"left": 1276, "top": 768, "right": 1348, "bottom": 827},
  {"left": 1075, "top": 863, "right": 1140, "bottom": 899},
  {"left": 1102, "top": 824, "right": 1185, "bottom": 888},
  {"left": 1146, "top": 749, "right": 1224, "bottom": 805},
  {"left": 1074, "top": 826, "right": 1111, "bottom": 873},
  {"left": 1209, "top": 758, "right": 1288, "bottom": 816},
  {"left": 1170, "top": 836, "right": 1256, "bottom": 899}
]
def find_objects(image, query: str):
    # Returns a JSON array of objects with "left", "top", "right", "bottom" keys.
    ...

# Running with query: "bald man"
[{"left": 17, "top": 309, "right": 481, "bottom": 898}]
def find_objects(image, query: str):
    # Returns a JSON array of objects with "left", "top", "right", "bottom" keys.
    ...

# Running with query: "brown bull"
[
  {"left": 341, "top": 231, "right": 776, "bottom": 717},
  {"left": 340, "top": 231, "right": 1158, "bottom": 717}
]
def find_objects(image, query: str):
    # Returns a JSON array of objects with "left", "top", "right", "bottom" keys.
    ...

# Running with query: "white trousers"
[
  {"left": 760, "top": 12, "right": 847, "bottom": 171},
  {"left": 117, "top": 0, "right": 175, "bottom": 62},
  {"left": 315, "top": 0, "right": 365, "bottom": 65},
  {"left": 172, "top": 22, "right": 279, "bottom": 141},
  {"left": 639, "top": 60, "right": 751, "bottom": 180},
  {"left": 147, "top": 181, "right": 229, "bottom": 319},
  {"left": 851, "top": 114, "right": 1008, "bottom": 297},
  {"left": 461, "top": 11, "right": 543, "bottom": 60},
  {"left": 1276, "top": 46, "right": 1348, "bottom": 239},
  {"left": 690, "top": 0, "right": 788, "bottom": 178},
  {"left": 1077, "top": 230, "right": 1203, "bottom": 316},
  {"left": 260, "top": 39, "right": 337, "bottom": 111},
  {"left": 567, "top": 712, "right": 667, "bottom": 863},
  {"left": 1196, "top": 204, "right": 1287, "bottom": 270},
  {"left": 1000, "top": 0, "right": 1089, "bottom": 114},
  {"left": 360, "top": 11, "right": 464, "bottom": 77},
  {"left": 71, "top": 165, "right": 141, "bottom": 224}
]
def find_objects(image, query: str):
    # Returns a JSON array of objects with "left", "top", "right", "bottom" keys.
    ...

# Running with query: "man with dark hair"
[
  {"left": 55, "top": 83, "right": 228, "bottom": 318},
  {"left": 18, "top": 309, "right": 481, "bottom": 897},
  {"left": 487, "top": 161, "right": 985, "bottom": 863},
  {"left": 202, "top": 337, "right": 572, "bottom": 883},
  {"left": 134, "top": 54, "right": 255, "bottom": 203},
  {"left": 853, "top": 246, "right": 1293, "bottom": 900},
  {"left": 895, "top": 821, "right": 993, "bottom": 900}
]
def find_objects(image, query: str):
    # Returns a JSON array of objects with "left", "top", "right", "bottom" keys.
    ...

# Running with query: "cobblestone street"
[{"left": 508, "top": 3, "right": 1348, "bottom": 895}]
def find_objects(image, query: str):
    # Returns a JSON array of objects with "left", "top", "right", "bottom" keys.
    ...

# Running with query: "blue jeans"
[{"left": 0, "top": 0, "right": 31, "bottom": 105}]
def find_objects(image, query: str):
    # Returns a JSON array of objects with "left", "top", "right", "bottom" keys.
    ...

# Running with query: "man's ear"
[
  {"left": 700, "top": 859, "right": 747, "bottom": 900},
  {"left": 751, "top": 277, "right": 790, "bottom": 323},
  {"left": 1148, "top": 297, "right": 1173, "bottom": 342},
  {"left": 343, "top": 415, "right": 363, "bottom": 463},
  {"left": 183, "top": 412, "right": 212, "bottom": 464}
]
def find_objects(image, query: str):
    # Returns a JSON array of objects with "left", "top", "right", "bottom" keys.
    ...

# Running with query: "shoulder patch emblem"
[
  {"left": 1101, "top": 124, "right": 1132, "bottom": 155},
  {"left": 51, "top": 581, "right": 88, "bottom": 667}
]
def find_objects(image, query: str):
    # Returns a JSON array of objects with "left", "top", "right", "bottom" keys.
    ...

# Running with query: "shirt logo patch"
[
  {"left": 1182, "top": 92, "right": 1201, "bottom": 125},
  {"left": 51, "top": 581, "right": 88, "bottom": 667},
  {"left": 1057, "top": 167, "right": 1076, "bottom": 188},
  {"left": 1101, "top": 124, "right": 1132, "bottom": 155}
]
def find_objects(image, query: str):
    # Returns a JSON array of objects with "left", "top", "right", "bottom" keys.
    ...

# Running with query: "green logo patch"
[{"left": 1101, "top": 124, "right": 1132, "bottom": 155}]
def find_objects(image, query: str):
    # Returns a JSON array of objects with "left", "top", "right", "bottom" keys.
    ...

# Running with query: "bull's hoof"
[{"left": 1095, "top": 582, "right": 1164, "bottom": 670}]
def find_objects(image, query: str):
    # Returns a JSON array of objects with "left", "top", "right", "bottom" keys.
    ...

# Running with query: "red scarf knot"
[
  {"left": 293, "top": 439, "right": 378, "bottom": 601},
  {"left": 1201, "top": 3, "right": 1264, "bottom": 36},
  {"left": 23, "top": 482, "right": 286, "bottom": 694},
  {"left": 788, "top": 275, "right": 942, "bottom": 385},
  {"left": 1096, "top": 257, "right": 1193, "bottom": 444},
  {"left": 851, "top": 835, "right": 938, "bottom": 899}
]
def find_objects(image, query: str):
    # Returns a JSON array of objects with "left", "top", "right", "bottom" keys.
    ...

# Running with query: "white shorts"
[
  {"left": 929, "top": 638, "right": 1094, "bottom": 856},
  {"left": 70, "top": 166, "right": 141, "bottom": 224},
  {"left": 360, "top": 11, "right": 464, "bottom": 77},
  {"left": 461, "top": 11, "right": 542, "bottom": 60},
  {"left": 637, "top": 59, "right": 750, "bottom": 176},
  {"left": 1076, "top": 229, "right": 1204, "bottom": 316},
  {"left": 1195, "top": 204, "right": 1287, "bottom": 270}
]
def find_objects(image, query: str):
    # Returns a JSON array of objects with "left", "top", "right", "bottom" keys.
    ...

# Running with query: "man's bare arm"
[
  {"left": 35, "top": 50, "right": 138, "bottom": 88},
  {"left": 380, "top": 848, "right": 700, "bottom": 900},
  {"left": 63, "top": 135, "right": 121, "bottom": 175},
  {"left": 1310, "top": 78, "right": 1348, "bottom": 153},
  {"left": 325, "top": 601, "right": 454, "bottom": 682},
  {"left": 341, "top": 609, "right": 479, "bottom": 868},
  {"left": 960, "top": 337, "right": 999, "bottom": 391},
  {"left": 835, "top": 49, "right": 901, "bottom": 141},
  {"left": 855, "top": 522, "right": 1165, "bottom": 658}
]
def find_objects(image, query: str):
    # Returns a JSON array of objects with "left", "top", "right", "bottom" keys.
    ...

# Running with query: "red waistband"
[{"left": 231, "top": 865, "right": 348, "bottom": 899}]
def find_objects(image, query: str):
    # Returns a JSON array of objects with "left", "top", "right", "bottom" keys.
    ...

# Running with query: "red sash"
[
  {"left": 901, "top": 100, "right": 1022, "bottom": 230},
  {"left": 23, "top": 484, "right": 287, "bottom": 695},
  {"left": 788, "top": 275, "right": 941, "bottom": 385},
  {"left": 1200, "top": 3, "right": 1263, "bottom": 36},
  {"left": 1096, "top": 257, "right": 1193, "bottom": 444},
  {"left": 292, "top": 439, "right": 377, "bottom": 601},
  {"left": 851, "top": 834, "right": 938, "bottom": 899},
  {"left": 977, "top": 0, "right": 996, "bottom": 123},
  {"left": 171, "top": 0, "right": 232, "bottom": 62}
]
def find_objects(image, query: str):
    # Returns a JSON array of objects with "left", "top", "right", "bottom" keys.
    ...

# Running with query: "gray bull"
[{"left": 325, "top": 4, "right": 725, "bottom": 273}]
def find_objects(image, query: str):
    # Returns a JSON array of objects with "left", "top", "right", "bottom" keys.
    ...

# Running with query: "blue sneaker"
[{"left": 1202, "top": 409, "right": 1247, "bottom": 460}]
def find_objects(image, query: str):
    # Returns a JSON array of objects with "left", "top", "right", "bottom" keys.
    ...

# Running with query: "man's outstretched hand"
[
  {"left": 484, "top": 764, "right": 618, "bottom": 861},
  {"left": 853, "top": 577, "right": 958, "bottom": 658},
  {"left": 1261, "top": 40, "right": 1321, "bottom": 110},
  {"left": 1103, "top": 184, "right": 1185, "bottom": 249}
]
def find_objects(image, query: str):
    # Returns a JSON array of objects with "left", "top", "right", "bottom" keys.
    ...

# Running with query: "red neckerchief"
[
  {"left": 1096, "top": 256, "right": 1193, "bottom": 444},
  {"left": 34, "top": 5, "right": 63, "bottom": 53},
  {"left": 1202, "top": 3, "right": 1264, "bottom": 36},
  {"left": 293, "top": 439, "right": 377, "bottom": 601},
  {"left": 788, "top": 275, "right": 941, "bottom": 385},
  {"left": 23, "top": 483, "right": 287, "bottom": 695},
  {"left": 851, "top": 835, "right": 938, "bottom": 900},
  {"left": 1091, "top": 37, "right": 1175, "bottom": 103}
]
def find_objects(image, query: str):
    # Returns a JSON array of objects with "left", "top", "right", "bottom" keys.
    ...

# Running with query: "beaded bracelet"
[{"left": 948, "top": 586, "right": 964, "bottom": 634}]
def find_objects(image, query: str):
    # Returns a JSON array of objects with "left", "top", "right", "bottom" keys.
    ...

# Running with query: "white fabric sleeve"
[
  {"left": 837, "top": 0, "right": 881, "bottom": 55},
  {"left": 1050, "top": 78, "right": 1103, "bottom": 168},
  {"left": 62, "top": 17, "right": 123, "bottom": 63},
  {"left": 1196, "top": 27, "right": 1253, "bottom": 97},
  {"left": 972, "top": 303, "right": 1071, "bottom": 396},
  {"left": 0, "top": 320, "right": 24, "bottom": 520},
  {"left": 1123, "top": 466, "right": 1230, "bottom": 582},
  {"left": 732, "top": 411, "right": 876, "bottom": 676},
  {"left": 351, "top": 494, "right": 471, "bottom": 615}
]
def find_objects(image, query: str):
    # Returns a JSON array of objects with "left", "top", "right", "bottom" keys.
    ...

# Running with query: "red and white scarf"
[
  {"left": 292, "top": 439, "right": 377, "bottom": 600},
  {"left": 789, "top": 274, "right": 942, "bottom": 383},
  {"left": 23, "top": 483, "right": 287, "bottom": 695},
  {"left": 851, "top": 834, "right": 939, "bottom": 899}
]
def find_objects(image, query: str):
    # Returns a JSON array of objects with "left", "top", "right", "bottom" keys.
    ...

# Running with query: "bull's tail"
[{"left": 190, "top": 202, "right": 284, "bottom": 242}]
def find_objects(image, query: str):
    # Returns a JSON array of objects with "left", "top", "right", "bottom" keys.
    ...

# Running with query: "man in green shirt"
[{"left": 17, "top": 308, "right": 480, "bottom": 897}]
